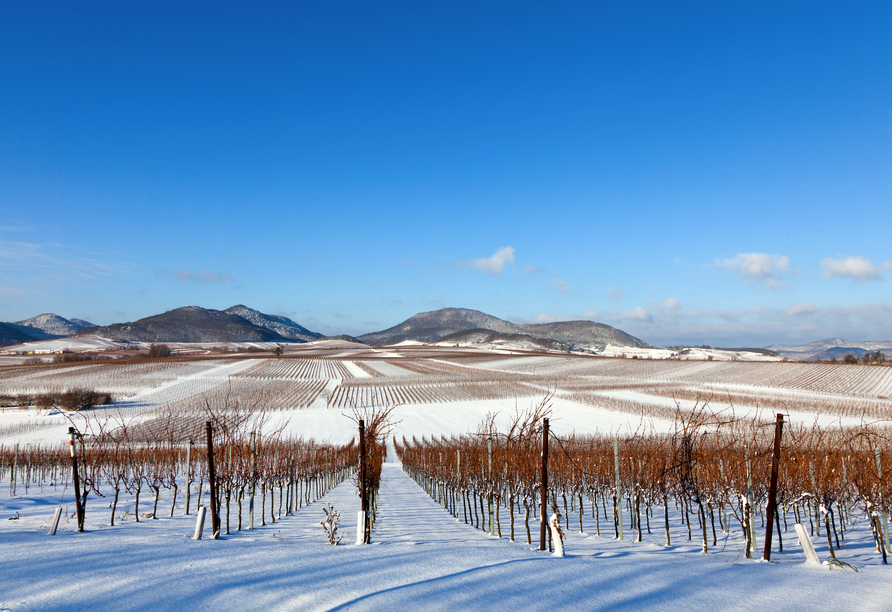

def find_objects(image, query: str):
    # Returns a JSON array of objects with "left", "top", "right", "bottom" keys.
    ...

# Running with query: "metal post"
[
  {"left": 206, "top": 422, "right": 219, "bottom": 539},
  {"left": 457, "top": 449, "right": 464, "bottom": 522},
  {"left": 11, "top": 443, "right": 18, "bottom": 497},
  {"left": 359, "top": 420, "right": 368, "bottom": 543},
  {"left": 746, "top": 444, "right": 756, "bottom": 552},
  {"left": 288, "top": 458, "right": 295, "bottom": 515},
  {"left": 68, "top": 427, "right": 84, "bottom": 532},
  {"left": 614, "top": 438, "right": 623, "bottom": 540},
  {"left": 876, "top": 448, "right": 890, "bottom": 553},
  {"left": 487, "top": 436, "right": 494, "bottom": 536},
  {"left": 763, "top": 413, "right": 784, "bottom": 561},
  {"left": 249, "top": 431, "right": 256, "bottom": 530},
  {"left": 184, "top": 440, "right": 192, "bottom": 515},
  {"left": 539, "top": 418, "right": 549, "bottom": 551}
]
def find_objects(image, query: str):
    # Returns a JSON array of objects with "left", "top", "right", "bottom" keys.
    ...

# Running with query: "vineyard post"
[
  {"left": 719, "top": 459, "right": 728, "bottom": 532},
  {"left": 614, "top": 438, "right": 623, "bottom": 541},
  {"left": 539, "top": 418, "right": 549, "bottom": 551},
  {"left": 68, "top": 427, "right": 84, "bottom": 532},
  {"left": 288, "top": 458, "right": 295, "bottom": 515},
  {"left": 763, "top": 413, "right": 784, "bottom": 561},
  {"left": 746, "top": 445, "right": 756, "bottom": 553},
  {"left": 875, "top": 449, "right": 890, "bottom": 553},
  {"left": 206, "top": 421, "right": 220, "bottom": 539},
  {"left": 359, "top": 419, "right": 369, "bottom": 544},
  {"left": 457, "top": 449, "right": 465, "bottom": 523},
  {"left": 487, "top": 436, "right": 494, "bottom": 536},
  {"left": 249, "top": 431, "right": 256, "bottom": 530},
  {"left": 184, "top": 440, "right": 192, "bottom": 515},
  {"left": 11, "top": 442, "right": 18, "bottom": 496}
]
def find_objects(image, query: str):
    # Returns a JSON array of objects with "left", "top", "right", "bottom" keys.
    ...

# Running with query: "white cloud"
[
  {"left": 715, "top": 252, "right": 791, "bottom": 289},
  {"left": 787, "top": 303, "right": 817, "bottom": 316},
  {"left": 821, "top": 256, "right": 883, "bottom": 281},
  {"left": 607, "top": 288, "right": 623, "bottom": 302},
  {"left": 606, "top": 300, "right": 892, "bottom": 348},
  {"left": 458, "top": 247, "right": 515, "bottom": 275},
  {"left": 883, "top": 261, "right": 892, "bottom": 272},
  {"left": 173, "top": 267, "right": 233, "bottom": 283},
  {"left": 552, "top": 280, "right": 568, "bottom": 293},
  {"left": 522, "top": 265, "right": 543, "bottom": 275},
  {"left": 498, "top": 300, "right": 892, "bottom": 347},
  {"left": 612, "top": 306, "right": 652, "bottom": 323}
]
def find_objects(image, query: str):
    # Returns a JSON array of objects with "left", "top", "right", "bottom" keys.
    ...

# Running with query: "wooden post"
[
  {"left": 539, "top": 418, "right": 549, "bottom": 551},
  {"left": 68, "top": 427, "right": 84, "bottom": 532},
  {"left": 763, "top": 413, "right": 784, "bottom": 561},
  {"left": 206, "top": 422, "right": 219, "bottom": 539}
]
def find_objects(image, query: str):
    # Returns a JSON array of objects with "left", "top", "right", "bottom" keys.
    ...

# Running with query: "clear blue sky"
[{"left": 2, "top": 2, "right": 890, "bottom": 346}]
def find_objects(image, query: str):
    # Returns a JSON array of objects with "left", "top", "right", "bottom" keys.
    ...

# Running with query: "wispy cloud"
[
  {"left": 715, "top": 252, "right": 791, "bottom": 289},
  {"left": 610, "top": 300, "right": 892, "bottom": 347},
  {"left": 522, "top": 265, "right": 543, "bottom": 275},
  {"left": 821, "top": 256, "right": 884, "bottom": 281},
  {"left": 457, "top": 247, "right": 515, "bottom": 275},
  {"left": 0, "top": 239, "right": 133, "bottom": 278},
  {"left": 493, "top": 299, "right": 892, "bottom": 347},
  {"left": 787, "top": 303, "right": 816, "bottom": 316},
  {"left": 551, "top": 279, "right": 568, "bottom": 293},
  {"left": 156, "top": 267, "right": 233, "bottom": 283},
  {"left": 607, "top": 288, "right": 623, "bottom": 302}
]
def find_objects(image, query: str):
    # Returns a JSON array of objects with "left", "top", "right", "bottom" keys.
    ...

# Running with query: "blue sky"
[{"left": 1, "top": 2, "right": 890, "bottom": 346}]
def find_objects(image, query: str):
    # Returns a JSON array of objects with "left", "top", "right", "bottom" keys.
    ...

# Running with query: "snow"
[
  {"left": 0, "top": 335, "right": 131, "bottom": 355},
  {"left": 3, "top": 450, "right": 892, "bottom": 611},
  {"left": 3, "top": 349, "right": 892, "bottom": 609}
]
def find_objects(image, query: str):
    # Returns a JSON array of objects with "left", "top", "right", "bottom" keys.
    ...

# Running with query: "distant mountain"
[
  {"left": 358, "top": 308, "right": 516, "bottom": 345},
  {"left": 0, "top": 314, "right": 95, "bottom": 347},
  {"left": 767, "top": 338, "right": 892, "bottom": 361},
  {"left": 0, "top": 322, "right": 42, "bottom": 347},
  {"left": 13, "top": 313, "right": 94, "bottom": 338},
  {"left": 358, "top": 307, "right": 647, "bottom": 349},
  {"left": 514, "top": 320, "right": 647, "bottom": 348},
  {"left": 224, "top": 305, "right": 322, "bottom": 342},
  {"left": 74, "top": 306, "right": 299, "bottom": 343}
]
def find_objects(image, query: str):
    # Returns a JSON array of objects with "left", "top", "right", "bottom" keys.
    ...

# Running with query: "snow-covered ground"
[
  {"left": 2, "top": 449, "right": 891, "bottom": 611},
  {"left": 3, "top": 350, "right": 892, "bottom": 610}
]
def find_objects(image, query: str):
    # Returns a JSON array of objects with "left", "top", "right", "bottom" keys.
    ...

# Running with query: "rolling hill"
[{"left": 358, "top": 307, "right": 647, "bottom": 349}]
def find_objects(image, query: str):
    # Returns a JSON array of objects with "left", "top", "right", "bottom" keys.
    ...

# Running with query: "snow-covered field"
[
  {"left": 3, "top": 348, "right": 892, "bottom": 610},
  {"left": 3, "top": 451, "right": 891, "bottom": 611}
]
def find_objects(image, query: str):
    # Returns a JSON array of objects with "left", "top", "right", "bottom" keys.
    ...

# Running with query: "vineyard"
[
  {"left": 3, "top": 347, "right": 892, "bottom": 609},
  {"left": 396, "top": 401, "right": 892, "bottom": 563}
]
